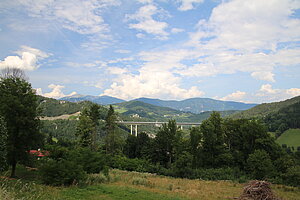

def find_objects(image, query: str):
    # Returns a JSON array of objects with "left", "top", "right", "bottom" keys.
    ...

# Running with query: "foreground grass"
[
  {"left": 1, "top": 167, "right": 300, "bottom": 200},
  {"left": 277, "top": 129, "right": 300, "bottom": 149}
]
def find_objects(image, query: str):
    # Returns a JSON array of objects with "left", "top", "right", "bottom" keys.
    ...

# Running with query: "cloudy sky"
[{"left": 0, "top": 0, "right": 300, "bottom": 103}]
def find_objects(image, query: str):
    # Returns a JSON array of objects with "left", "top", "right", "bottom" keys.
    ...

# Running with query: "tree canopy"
[{"left": 0, "top": 73, "right": 42, "bottom": 177}]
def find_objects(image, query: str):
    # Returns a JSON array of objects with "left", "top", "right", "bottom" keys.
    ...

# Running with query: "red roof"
[{"left": 29, "top": 150, "right": 49, "bottom": 157}]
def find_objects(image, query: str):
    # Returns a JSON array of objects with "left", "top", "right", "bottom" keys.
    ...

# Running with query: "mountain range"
[{"left": 60, "top": 95, "right": 257, "bottom": 114}]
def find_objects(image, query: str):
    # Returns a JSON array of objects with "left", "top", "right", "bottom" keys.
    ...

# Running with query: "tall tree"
[
  {"left": 105, "top": 105, "right": 122, "bottom": 154},
  {"left": 153, "top": 120, "right": 182, "bottom": 168},
  {"left": 76, "top": 104, "right": 101, "bottom": 150},
  {"left": 0, "top": 70, "right": 42, "bottom": 177},
  {"left": 0, "top": 116, "right": 8, "bottom": 171},
  {"left": 200, "top": 112, "right": 230, "bottom": 167}
]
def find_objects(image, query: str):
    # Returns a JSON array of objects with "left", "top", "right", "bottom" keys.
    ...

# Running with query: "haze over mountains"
[{"left": 60, "top": 94, "right": 257, "bottom": 114}]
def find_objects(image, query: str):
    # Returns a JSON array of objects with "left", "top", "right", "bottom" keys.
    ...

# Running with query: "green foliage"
[
  {"left": 0, "top": 116, "right": 8, "bottom": 171},
  {"left": 124, "top": 132, "right": 152, "bottom": 159},
  {"left": 153, "top": 120, "right": 183, "bottom": 167},
  {"left": 37, "top": 96, "right": 95, "bottom": 117},
  {"left": 231, "top": 95, "right": 300, "bottom": 119},
  {"left": 0, "top": 76, "right": 43, "bottom": 177},
  {"left": 109, "top": 155, "right": 155, "bottom": 173},
  {"left": 105, "top": 105, "right": 123, "bottom": 154},
  {"left": 282, "top": 166, "right": 300, "bottom": 187},
  {"left": 68, "top": 148, "right": 107, "bottom": 174},
  {"left": 246, "top": 150, "right": 275, "bottom": 180},
  {"left": 76, "top": 111, "right": 95, "bottom": 147},
  {"left": 39, "top": 159, "right": 87, "bottom": 186},
  {"left": 41, "top": 119, "right": 78, "bottom": 141}
]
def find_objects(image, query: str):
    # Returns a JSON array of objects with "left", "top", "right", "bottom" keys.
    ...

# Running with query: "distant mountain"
[
  {"left": 114, "top": 100, "right": 239, "bottom": 122},
  {"left": 230, "top": 95, "right": 300, "bottom": 119},
  {"left": 133, "top": 97, "right": 257, "bottom": 114},
  {"left": 60, "top": 94, "right": 125, "bottom": 105}
]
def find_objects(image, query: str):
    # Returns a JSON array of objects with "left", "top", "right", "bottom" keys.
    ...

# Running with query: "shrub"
[
  {"left": 246, "top": 150, "right": 275, "bottom": 180},
  {"left": 85, "top": 173, "right": 108, "bottom": 185},
  {"left": 193, "top": 167, "right": 238, "bottom": 180},
  {"left": 39, "top": 159, "right": 86, "bottom": 186},
  {"left": 68, "top": 148, "right": 106, "bottom": 174},
  {"left": 282, "top": 166, "right": 300, "bottom": 187}
]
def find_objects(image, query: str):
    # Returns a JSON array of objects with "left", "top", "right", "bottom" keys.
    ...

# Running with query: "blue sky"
[{"left": 0, "top": 0, "right": 300, "bottom": 103}]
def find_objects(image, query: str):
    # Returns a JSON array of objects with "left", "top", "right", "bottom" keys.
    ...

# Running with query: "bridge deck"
[{"left": 117, "top": 121, "right": 201, "bottom": 126}]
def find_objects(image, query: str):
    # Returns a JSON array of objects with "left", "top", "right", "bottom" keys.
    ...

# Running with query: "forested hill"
[
  {"left": 230, "top": 95, "right": 300, "bottom": 119},
  {"left": 133, "top": 97, "right": 257, "bottom": 114},
  {"left": 37, "top": 96, "right": 94, "bottom": 117},
  {"left": 114, "top": 100, "right": 239, "bottom": 122}
]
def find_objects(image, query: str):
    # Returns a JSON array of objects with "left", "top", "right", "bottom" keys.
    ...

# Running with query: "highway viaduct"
[{"left": 116, "top": 121, "right": 202, "bottom": 136}]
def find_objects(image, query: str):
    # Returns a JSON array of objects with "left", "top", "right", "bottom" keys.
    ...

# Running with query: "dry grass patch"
[{"left": 108, "top": 169, "right": 300, "bottom": 200}]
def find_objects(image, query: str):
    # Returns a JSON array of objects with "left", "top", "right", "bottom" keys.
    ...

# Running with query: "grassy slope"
[
  {"left": 230, "top": 95, "right": 300, "bottom": 119},
  {"left": 277, "top": 129, "right": 300, "bottom": 149},
  {"left": 2, "top": 167, "right": 300, "bottom": 200}
]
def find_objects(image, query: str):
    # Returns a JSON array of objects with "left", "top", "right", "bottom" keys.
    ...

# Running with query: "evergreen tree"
[
  {"left": 105, "top": 105, "right": 122, "bottom": 154},
  {"left": 200, "top": 112, "right": 230, "bottom": 167},
  {"left": 0, "top": 116, "right": 8, "bottom": 171},
  {"left": 153, "top": 120, "right": 182, "bottom": 168},
  {"left": 0, "top": 72, "right": 42, "bottom": 177}
]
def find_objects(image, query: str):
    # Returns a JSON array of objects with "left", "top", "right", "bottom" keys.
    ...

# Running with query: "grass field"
[
  {"left": 276, "top": 129, "right": 300, "bottom": 149},
  {"left": 1, "top": 167, "right": 300, "bottom": 200}
]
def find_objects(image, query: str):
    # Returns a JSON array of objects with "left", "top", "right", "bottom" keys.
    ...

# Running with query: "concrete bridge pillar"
[
  {"left": 130, "top": 125, "right": 133, "bottom": 135},
  {"left": 135, "top": 125, "right": 138, "bottom": 136}
]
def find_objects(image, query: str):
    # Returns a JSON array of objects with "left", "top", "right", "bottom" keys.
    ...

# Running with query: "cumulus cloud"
[
  {"left": 184, "top": 0, "right": 300, "bottom": 82},
  {"left": 127, "top": 4, "right": 169, "bottom": 39},
  {"left": 177, "top": 0, "right": 205, "bottom": 11},
  {"left": 221, "top": 91, "right": 247, "bottom": 101},
  {"left": 37, "top": 84, "right": 77, "bottom": 99},
  {"left": 17, "top": 0, "right": 120, "bottom": 35},
  {"left": 251, "top": 71, "right": 275, "bottom": 82},
  {"left": 255, "top": 84, "right": 300, "bottom": 102},
  {"left": 220, "top": 85, "right": 300, "bottom": 103},
  {"left": 102, "top": 49, "right": 204, "bottom": 100},
  {"left": 0, "top": 46, "right": 50, "bottom": 71}
]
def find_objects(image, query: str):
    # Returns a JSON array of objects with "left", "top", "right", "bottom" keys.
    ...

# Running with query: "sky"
[{"left": 0, "top": 0, "right": 300, "bottom": 103}]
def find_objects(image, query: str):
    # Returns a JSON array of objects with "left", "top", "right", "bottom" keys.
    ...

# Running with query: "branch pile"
[{"left": 238, "top": 180, "right": 281, "bottom": 200}]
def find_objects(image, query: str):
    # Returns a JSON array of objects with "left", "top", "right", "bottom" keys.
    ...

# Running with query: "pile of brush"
[{"left": 238, "top": 180, "right": 281, "bottom": 200}]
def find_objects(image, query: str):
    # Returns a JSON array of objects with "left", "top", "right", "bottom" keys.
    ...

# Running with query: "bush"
[
  {"left": 282, "top": 166, "right": 300, "bottom": 187},
  {"left": 109, "top": 155, "right": 155, "bottom": 173},
  {"left": 246, "top": 150, "right": 275, "bottom": 180},
  {"left": 193, "top": 167, "right": 239, "bottom": 180},
  {"left": 85, "top": 173, "right": 108, "bottom": 185},
  {"left": 39, "top": 159, "right": 86, "bottom": 186},
  {"left": 68, "top": 148, "right": 106, "bottom": 174}
]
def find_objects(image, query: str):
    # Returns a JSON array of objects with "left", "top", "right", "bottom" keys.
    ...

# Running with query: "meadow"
[
  {"left": 1, "top": 167, "right": 300, "bottom": 200},
  {"left": 277, "top": 129, "right": 300, "bottom": 150}
]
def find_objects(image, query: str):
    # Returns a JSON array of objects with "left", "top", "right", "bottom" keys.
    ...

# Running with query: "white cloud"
[
  {"left": 107, "top": 67, "right": 128, "bottom": 75},
  {"left": 37, "top": 84, "right": 77, "bottom": 99},
  {"left": 17, "top": 0, "right": 120, "bottom": 35},
  {"left": 115, "top": 49, "right": 131, "bottom": 54},
  {"left": 254, "top": 84, "right": 300, "bottom": 102},
  {"left": 0, "top": 46, "right": 50, "bottom": 71},
  {"left": 127, "top": 4, "right": 169, "bottom": 39},
  {"left": 102, "top": 49, "right": 204, "bottom": 100},
  {"left": 171, "top": 28, "right": 184, "bottom": 33},
  {"left": 221, "top": 91, "right": 247, "bottom": 102},
  {"left": 184, "top": 0, "right": 300, "bottom": 82},
  {"left": 251, "top": 71, "right": 275, "bottom": 82},
  {"left": 177, "top": 0, "right": 205, "bottom": 11}
]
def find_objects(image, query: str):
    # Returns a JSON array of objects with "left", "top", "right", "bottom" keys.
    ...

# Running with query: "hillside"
[
  {"left": 114, "top": 100, "right": 239, "bottom": 122},
  {"left": 37, "top": 96, "right": 94, "bottom": 117},
  {"left": 276, "top": 129, "right": 300, "bottom": 150},
  {"left": 231, "top": 95, "right": 300, "bottom": 119},
  {"left": 60, "top": 94, "right": 125, "bottom": 105},
  {"left": 134, "top": 97, "right": 256, "bottom": 114}
]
